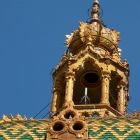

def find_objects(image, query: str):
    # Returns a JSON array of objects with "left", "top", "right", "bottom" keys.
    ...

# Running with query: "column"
[
  {"left": 65, "top": 72, "right": 75, "bottom": 103},
  {"left": 117, "top": 82, "right": 126, "bottom": 114},
  {"left": 125, "top": 87, "right": 129, "bottom": 108},
  {"left": 51, "top": 80, "right": 61, "bottom": 113},
  {"left": 101, "top": 72, "right": 110, "bottom": 105},
  {"left": 51, "top": 87, "right": 58, "bottom": 113}
]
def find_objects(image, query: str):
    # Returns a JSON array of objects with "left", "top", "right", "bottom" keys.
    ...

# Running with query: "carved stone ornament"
[
  {"left": 65, "top": 71, "right": 75, "bottom": 81},
  {"left": 65, "top": 22, "right": 120, "bottom": 54},
  {"left": 117, "top": 80, "right": 128, "bottom": 89},
  {"left": 101, "top": 71, "right": 111, "bottom": 80},
  {"left": 47, "top": 104, "right": 88, "bottom": 140},
  {"left": 1, "top": 114, "right": 27, "bottom": 123}
]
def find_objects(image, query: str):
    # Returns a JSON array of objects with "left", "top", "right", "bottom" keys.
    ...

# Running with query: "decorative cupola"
[
  {"left": 51, "top": 0, "right": 129, "bottom": 118},
  {"left": 2, "top": 1, "right": 140, "bottom": 140}
]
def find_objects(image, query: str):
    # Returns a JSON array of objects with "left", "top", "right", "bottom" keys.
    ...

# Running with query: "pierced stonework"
[{"left": 48, "top": 106, "right": 88, "bottom": 140}]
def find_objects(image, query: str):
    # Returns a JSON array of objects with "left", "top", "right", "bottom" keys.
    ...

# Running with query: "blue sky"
[{"left": 0, "top": 0, "right": 140, "bottom": 119}]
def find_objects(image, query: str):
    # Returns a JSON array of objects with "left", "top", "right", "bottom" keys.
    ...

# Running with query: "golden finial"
[{"left": 91, "top": 0, "right": 100, "bottom": 22}]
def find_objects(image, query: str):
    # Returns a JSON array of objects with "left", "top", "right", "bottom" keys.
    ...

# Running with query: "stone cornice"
[{"left": 53, "top": 45, "right": 129, "bottom": 78}]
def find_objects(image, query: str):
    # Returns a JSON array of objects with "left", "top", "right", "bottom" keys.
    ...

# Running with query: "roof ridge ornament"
[
  {"left": 1, "top": 114, "right": 28, "bottom": 122},
  {"left": 91, "top": 0, "right": 100, "bottom": 22}
]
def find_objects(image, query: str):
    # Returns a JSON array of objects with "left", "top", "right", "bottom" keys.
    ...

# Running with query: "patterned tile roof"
[
  {"left": 0, "top": 119, "right": 48, "bottom": 139},
  {"left": 88, "top": 117, "right": 140, "bottom": 140},
  {"left": 0, "top": 117, "right": 140, "bottom": 139}
]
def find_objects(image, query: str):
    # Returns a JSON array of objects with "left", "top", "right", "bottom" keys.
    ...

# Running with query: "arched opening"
[
  {"left": 109, "top": 71, "right": 121, "bottom": 110},
  {"left": 73, "top": 63, "right": 101, "bottom": 105},
  {"left": 56, "top": 75, "right": 66, "bottom": 110}
]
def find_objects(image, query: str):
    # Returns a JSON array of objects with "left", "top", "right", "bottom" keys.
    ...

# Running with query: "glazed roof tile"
[{"left": 0, "top": 117, "right": 140, "bottom": 139}]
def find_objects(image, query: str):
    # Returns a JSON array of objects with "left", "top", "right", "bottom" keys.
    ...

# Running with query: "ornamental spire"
[{"left": 91, "top": 0, "right": 100, "bottom": 22}]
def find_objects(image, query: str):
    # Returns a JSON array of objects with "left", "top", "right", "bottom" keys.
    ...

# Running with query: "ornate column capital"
[
  {"left": 101, "top": 71, "right": 111, "bottom": 80},
  {"left": 53, "top": 79, "right": 62, "bottom": 93},
  {"left": 65, "top": 71, "right": 75, "bottom": 81},
  {"left": 117, "top": 81, "right": 127, "bottom": 90},
  {"left": 52, "top": 87, "right": 57, "bottom": 93},
  {"left": 52, "top": 87, "right": 60, "bottom": 94}
]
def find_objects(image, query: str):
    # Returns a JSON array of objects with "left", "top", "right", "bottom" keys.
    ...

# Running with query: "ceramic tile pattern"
[{"left": 0, "top": 117, "right": 140, "bottom": 139}]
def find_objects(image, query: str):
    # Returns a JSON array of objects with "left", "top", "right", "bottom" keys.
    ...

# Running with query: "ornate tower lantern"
[
  {"left": 51, "top": 0, "right": 129, "bottom": 118},
  {"left": 2, "top": 1, "right": 140, "bottom": 140}
]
